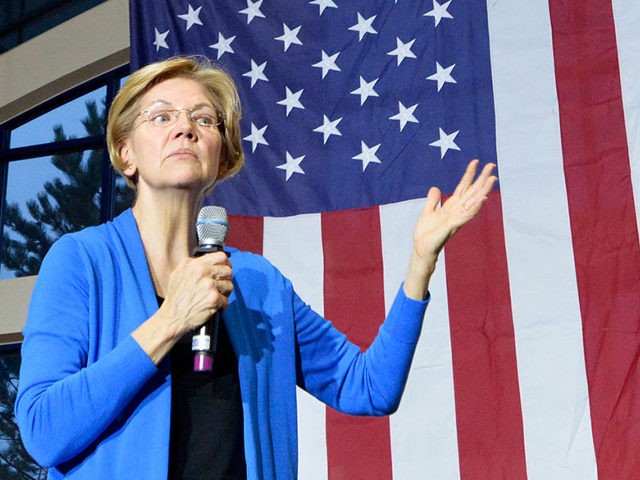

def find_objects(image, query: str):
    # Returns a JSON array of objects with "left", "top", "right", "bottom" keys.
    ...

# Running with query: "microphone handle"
[
  {"left": 193, "top": 314, "right": 219, "bottom": 372},
  {"left": 192, "top": 244, "right": 225, "bottom": 372}
]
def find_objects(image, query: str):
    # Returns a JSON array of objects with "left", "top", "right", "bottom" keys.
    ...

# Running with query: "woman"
[{"left": 15, "top": 56, "right": 497, "bottom": 479}]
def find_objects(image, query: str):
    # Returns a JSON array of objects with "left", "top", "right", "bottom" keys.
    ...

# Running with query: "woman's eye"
[
  {"left": 195, "top": 115, "right": 214, "bottom": 126},
  {"left": 151, "top": 112, "right": 171, "bottom": 124}
]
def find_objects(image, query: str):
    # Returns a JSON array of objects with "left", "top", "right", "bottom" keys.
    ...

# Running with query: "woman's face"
[{"left": 120, "top": 77, "right": 223, "bottom": 196}]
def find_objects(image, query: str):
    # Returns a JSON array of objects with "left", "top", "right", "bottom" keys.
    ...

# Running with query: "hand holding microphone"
[{"left": 130, "top": 207, "right": 232, "bottom": 367}]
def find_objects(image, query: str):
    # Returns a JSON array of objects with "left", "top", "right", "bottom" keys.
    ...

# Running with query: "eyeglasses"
[{"left": 136, "top": 107, "right": 223, "bottom": 131}]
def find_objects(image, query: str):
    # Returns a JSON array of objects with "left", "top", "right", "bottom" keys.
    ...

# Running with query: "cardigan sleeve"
[
  {"left": 293, "top": 280, "right": 429, "bottom": 416},
  {"left": 14, "top": 235, "right": 159, "bottom": 468}
]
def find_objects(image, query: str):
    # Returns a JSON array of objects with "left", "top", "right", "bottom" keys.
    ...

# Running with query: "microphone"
[{"left": 192, "top": 206, "right": 229, "bottom": 372}]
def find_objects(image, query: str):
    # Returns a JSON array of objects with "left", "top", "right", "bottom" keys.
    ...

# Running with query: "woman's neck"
[{"left": 132, "top": 191, "right": 202, "bottom": 297}]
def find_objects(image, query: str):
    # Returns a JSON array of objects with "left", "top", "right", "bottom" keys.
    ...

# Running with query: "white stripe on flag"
[
  {"left": 382, "top": 199, "right": 461, "bottom": 480},
  {"left": 487, "top": 2, "right": 597, "bottom": 479},
  {"left": 612, "top": 0, "right": 640, "bottom": 232},
  {"left": 262, "top": 214, "right": 328, "bottom": 480}
]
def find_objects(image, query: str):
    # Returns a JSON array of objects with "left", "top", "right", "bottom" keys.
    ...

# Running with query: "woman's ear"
[{"left": 120, "top": 142, "right": 137, "bottom": 177}]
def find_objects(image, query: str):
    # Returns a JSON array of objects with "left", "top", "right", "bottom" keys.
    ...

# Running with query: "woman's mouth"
[{"left": 167, "top": 148, "right": 197, "bottom": 159}]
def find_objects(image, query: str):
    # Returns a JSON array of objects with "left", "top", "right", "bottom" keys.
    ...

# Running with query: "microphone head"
[{"left": 196, "top": 206, "right": 229, "bottom": 247}]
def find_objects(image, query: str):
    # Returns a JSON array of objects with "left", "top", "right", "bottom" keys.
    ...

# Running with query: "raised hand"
[{"left": 404, "top": 160, "right": 497, "bottom": 300}]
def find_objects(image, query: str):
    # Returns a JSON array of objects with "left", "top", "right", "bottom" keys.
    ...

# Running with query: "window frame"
[{"left": 0, "top": 64, "right": 130, "bottom": 275}]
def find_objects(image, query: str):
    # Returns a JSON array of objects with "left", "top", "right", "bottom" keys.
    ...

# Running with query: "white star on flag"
[
  {"left": 153, "top": 28, "right": 169, "bottom": 51},
  {"left": 177, "top": 4, "right": 203, "bottom": 31},
  {"left": 312, "top": 50, "right": 341, "bottom": 79},
  {"left": 387, "top": 38, "right": 417, "bottom": 66},
  {"left": 427, "top": 62, "right": 456, "bottom": 91},
  {"left": 243, "top": 123, "right": 269, "bottom": 153},
  {"left": 275, "top": 24, "right": 303, "bottom": 52},
  {"left": 277, "top": 87, "right": 305, "bottom": 116},
  {"left": 239, "top": 0, "right": 265, "bottom": 24},
  {"left": 351, "top": 76, "right": 380, "bottom": 105},
  {"left": 389, "top": 101, "right": 419, "bottom": 131},
  {"left": 276, "top": 152, "right": 306, "bottom": 181},
  {"left": 353, "top": 141, "right": 382, "bottom": 171},
  {"left": 349, "top": 13, "right": 377, "bottom": 41},
  {"left": 424, "top": 0, "right": 453, "bottom": 27},
  {"left": 430, "top": 127, "right": 460, "bottom": 158},
  {"left": 313, "top": 115, "right": 343, "bottom": 144},
  {"left": 309, "top": 0, "right": 338, "bottom": 15},
  {"left": 243, "top": 60, "right": 269, "bottom": 87},
  {"left": 209, "top": 33, "right": 236, "bottom": 60}
]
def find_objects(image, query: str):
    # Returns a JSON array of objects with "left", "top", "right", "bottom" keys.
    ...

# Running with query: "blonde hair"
[{"left": 107, "top": 56, "right": 244, "bottom": 189}]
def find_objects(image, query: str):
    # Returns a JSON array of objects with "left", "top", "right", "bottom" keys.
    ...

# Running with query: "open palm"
[
  {"left": 414, "top": 160, "right": 497, "bottom": 262},
  {"left": 403, "top": 160, "right": 497, "bottom": 300}
]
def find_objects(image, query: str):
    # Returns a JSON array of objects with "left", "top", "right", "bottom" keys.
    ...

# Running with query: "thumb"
[{"left": 424, "top": 186, "right": 442, "bottom": 213}]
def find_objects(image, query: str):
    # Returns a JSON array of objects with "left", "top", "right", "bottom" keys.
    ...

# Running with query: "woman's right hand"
[
  {"left": 161, "top": 251, "right": 233, "bottom": 333},
  {"left": 132, "top": 251, "right": 233, "bottom": 365}
]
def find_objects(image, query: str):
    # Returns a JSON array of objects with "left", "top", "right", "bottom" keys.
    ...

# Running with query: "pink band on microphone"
[{"left": 193, "top": 352, "right": 213, "bottom": 372}]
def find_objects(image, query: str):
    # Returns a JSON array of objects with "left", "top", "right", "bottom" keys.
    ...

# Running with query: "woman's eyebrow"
[{"left": 143, "top": 100, "right": 214, "bottom": 110}]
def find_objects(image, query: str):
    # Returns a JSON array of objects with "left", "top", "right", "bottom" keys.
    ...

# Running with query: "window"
[
  {"left": 0, "top": 65, "right": 131, "bottom": 477},
  {"left": 0, "top": 65, "right": 133, "bottom": 280}
]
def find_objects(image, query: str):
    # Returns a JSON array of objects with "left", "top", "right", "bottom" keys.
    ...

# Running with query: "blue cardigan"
[{"left": 15, "top": 209, "right": 428, "bottom": 479}]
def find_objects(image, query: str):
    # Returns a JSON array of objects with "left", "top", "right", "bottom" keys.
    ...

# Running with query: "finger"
[
  {"left": 460, "top": 163, "right": 497, "bottom": 208},
  {"left": 210, "top": 287, "right": 231, "bottom": 311},
  {"left": 209, "top": 264, "right": 233, "bottom": 284},
  {"left": 460, "top": 177, "right": 497, "bottom": 214},
  {"left": 199, "top": 280, "right": 231, "bottom": 310},
  {"left": 196, "top": 250, "right": 231, "bottom": 266},
  {"left": 465, "top": 162, "right": 494, "bottom": 192},
  {"left": 192, "top": 253, "right": 232, "bottom": 279},
  {"left": 214, "top": 278, "right": 234, "bottom": 297},
  {"left": 460, "top": 194, "right": 488, "bottom": 215},
  {"left": 475, "top": 163, "right": 497, "bottom": 190},
  {"left": 452, "top": 159, "right": 480, "bottom": 198}
]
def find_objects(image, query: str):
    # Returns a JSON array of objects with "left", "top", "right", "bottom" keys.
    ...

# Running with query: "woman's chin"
[{"left": 171, "top": 176, "right": 216, "bottom": 194}]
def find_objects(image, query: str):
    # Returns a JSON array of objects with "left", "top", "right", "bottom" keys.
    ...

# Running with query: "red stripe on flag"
[
  {"left": 549, "top": 1, "right": 640, "bottom": 477},
  {"left": 444, "top": 192, "right": 527, "bottom": 479},
  {"left": 321, "top": 207, "right": 393, "bottom": 480},
  {"left": 227, "top": 214, "right": 264, "bottom": 255}
]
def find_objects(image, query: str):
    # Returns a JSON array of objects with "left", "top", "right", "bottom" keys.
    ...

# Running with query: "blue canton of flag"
[{"left": 129, "top": 0, "right": 497, "bottom": 217}]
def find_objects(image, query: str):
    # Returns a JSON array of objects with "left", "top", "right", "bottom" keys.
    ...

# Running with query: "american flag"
[{"left": 129, "top": 1, "right": 640, "bottom": 479}]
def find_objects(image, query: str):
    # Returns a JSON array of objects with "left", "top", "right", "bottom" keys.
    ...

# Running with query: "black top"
[{"left": 159, "top": 297, "right": 246, "bottom": 480}]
